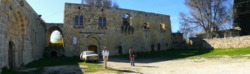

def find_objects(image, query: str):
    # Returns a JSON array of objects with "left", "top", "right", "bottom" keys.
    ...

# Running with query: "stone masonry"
[
  {"left": 60, "top": 3, "right": 172, "bottom": 57},
  {"left": 203, "top": 35, "right": 250, "bottom": 48},
  {"left": 0, "top": 1, "right": 172, "bottom": 72},
  {"left": 0, "top": 0, "right": 46, "bottom": 72}
]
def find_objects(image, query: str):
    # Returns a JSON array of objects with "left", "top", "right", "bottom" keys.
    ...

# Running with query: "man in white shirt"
[{"left": 102, "top": 47, "right": 109, "bottom": 68}]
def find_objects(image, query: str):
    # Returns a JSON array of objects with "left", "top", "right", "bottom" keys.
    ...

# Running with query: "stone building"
[
  {"left": 0, "top": 1, "right": 172, "bottom": 72},
  {"left": 194, "top": 27, "right": 241, "bottom": 39},
  {"left": 0, "top": 0, "right": 47, "bottom": 71},
  {"left": 55, "top": 3, "right": 172, "bottom": 57}
]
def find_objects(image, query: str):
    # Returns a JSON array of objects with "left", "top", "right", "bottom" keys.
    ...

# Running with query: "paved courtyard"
[
  {"left": 97, "top": 56, "right": 250, "bottom": 74},
  {"left": 17, "top": 56, "right": 250, "bottom": 74}
]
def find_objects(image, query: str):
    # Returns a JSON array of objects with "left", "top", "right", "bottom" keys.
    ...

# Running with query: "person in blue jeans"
[{"left": 129, "top": 47, "right": 135, "bottom": 66}]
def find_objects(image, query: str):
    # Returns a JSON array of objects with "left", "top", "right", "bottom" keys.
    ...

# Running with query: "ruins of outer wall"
[
  {"left": 62, "top": 3, "right": 172, "bottom": 56},
  {"left": 0, "top": 0, "right": 46, "bottom": 72},
  {"left": 203, "top": 35, "right": 250, "bottom": 48}
]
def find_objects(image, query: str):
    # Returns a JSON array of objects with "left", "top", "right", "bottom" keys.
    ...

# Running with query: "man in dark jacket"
[{"left": 129, "top": 47, "right": 135, "bottom": 66}]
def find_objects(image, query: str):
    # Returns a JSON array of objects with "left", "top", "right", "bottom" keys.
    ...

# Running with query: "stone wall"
[
  {"left": 0, "top": 0, "right": 46, "bottom": 71},
  {"left": 43, "top": 48, "right": 65, "bottom": 58},
  {"left": 171, "top": 33, "right": 186, "bottom": 49},
  {"left": 172, "top": 35, "right": 250, "bottom": 49},
  {"left": 61, "top": 3, "right": 172, "bottom": 57},
  {"left": 203, "top": 35, "right": 250, "bottom": 48}
]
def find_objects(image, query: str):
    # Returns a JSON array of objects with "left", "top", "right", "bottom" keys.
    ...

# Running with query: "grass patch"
[
  {"left": 78, "top": 62, "right": 105, "bottom": 72},
  {"left": 113, "top": 48, "right": 250, "bottom": 60},
  {"left": 25, "top": 56, "right": 79, "bottom": 67},
  {"left": 24, "top": 56, "right": 104, "bottom": 73},
  {"left": 1, "top": 67, "right": 32, "bottom": 74}
]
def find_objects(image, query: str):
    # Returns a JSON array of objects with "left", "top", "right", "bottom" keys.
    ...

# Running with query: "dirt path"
[{"left": 100, "top": 56, "right": 250, "bottom": 74}]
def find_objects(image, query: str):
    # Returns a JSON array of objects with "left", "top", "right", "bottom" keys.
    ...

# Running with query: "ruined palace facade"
[
  {"left": 58, "top": 3, "right": 172, "bottom": 57},
  {"left": 0, "top": 1, "right": 172, "bottom": 71},
  {"left": 0, "top": 0, "right": 46, "bottom": 71}
]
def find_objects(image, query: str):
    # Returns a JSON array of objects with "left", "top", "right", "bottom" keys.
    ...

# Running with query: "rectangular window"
[
  {"left": 75, "top": 16, "right": 78, "bottom": 25},
  {"left": 73, "top": 37, "right": 77, "bottom": 44},
  {"left": 80, "top": 16, "right": 83, "bottom": 25}
]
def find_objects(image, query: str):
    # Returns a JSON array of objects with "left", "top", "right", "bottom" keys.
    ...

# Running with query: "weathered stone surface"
[
  {"left": 203, "top": 35, "right": 250, "bottom": 49},
  {"left": 50, "top": 3, "right": 172, "bottom": 57},
  {"left": 0, "top": 0, "right": 46, "bottom": 70},
  {"left": 0, "top": 1, "right": 172, "bottom": 72}
]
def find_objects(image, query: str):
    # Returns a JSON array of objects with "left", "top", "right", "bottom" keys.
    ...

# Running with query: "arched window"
[
  {"left": 103, "top": 17, "right": 106, "bottom": 26},
  {"left": 80, "top": 16, "right": 83, "bottom": 25},
  {"left": 98, "top": 17, "right": 102, "bottom": 26},
  {"left": 75, "top": 16, "right": 78, "bottom": 25}
]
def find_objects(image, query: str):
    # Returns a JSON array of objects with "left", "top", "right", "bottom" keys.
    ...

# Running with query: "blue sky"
[{"left": 26, "top": 0, "right": 190, "bottom": 42}]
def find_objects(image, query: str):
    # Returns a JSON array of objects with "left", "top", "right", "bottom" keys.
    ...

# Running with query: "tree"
[
  {"left": 95, "top": 0, "right": 103, "bottom": 6},
  {"left": 179, "top": 0, "right": 233, "bottom": 39},
  {"left": 52, "top": 31, "right": 63, "bottom": 43},
  {"left": 102, "top": 0, "right": 112, "bottom": 7},
  {"left": 233, "top": 0, "right": 250, "bottom": 35},
  {"left": 85, "top": 0, "right": 95, "bottom": 5},
  {"left": 113, "top": 1, "right": 119, "bottom": 8},
  {"left": 84, "top": 0, "right": 119, "bottom": 8}
]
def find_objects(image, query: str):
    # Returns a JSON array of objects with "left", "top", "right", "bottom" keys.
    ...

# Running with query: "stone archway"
[
  {"left": 85, "top": 36, "right": 101, "bottom": 55},
  {"left": 7, "top": 6, "right": 26, "bottom": 69},
  {"left": 8, "top": 41, "right": 15, "bottom": 69},
  {"left": 88, "top": 45, "right": 97, "bottom": 54},
  {"left": 51, "top": 51, "right": 57, "bottom": 57},
  {"left": 47, "top": 26, "right": 64, "bottom": 47}
]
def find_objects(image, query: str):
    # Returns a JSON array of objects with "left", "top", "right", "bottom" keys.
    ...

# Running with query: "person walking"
[
  {"left": 129, "top": 47, "right": 135, "bottom": 66},
  {"left": 102, "top": 47, "right": 109, "bottom": 68}
]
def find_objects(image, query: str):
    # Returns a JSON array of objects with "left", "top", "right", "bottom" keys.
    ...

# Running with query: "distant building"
[{"left": 193, "top": 27, "right": 241, "bottom": 39}]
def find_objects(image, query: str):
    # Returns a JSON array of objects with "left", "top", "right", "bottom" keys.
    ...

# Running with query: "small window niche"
[
  {"left": 144, "top": 22, "right": 150, "bottom": 29},
  {"left": 122, "top": 13, "right": 132, "bottom": 34},
  {"left": 160, "top": 23, "right": 166, "bottom": 32},
  {"left": 73, "top": 37, "right": 78, "bottom": 45},
  {"left": 143, "top": 22, "right": 149, "bottom": 32}
]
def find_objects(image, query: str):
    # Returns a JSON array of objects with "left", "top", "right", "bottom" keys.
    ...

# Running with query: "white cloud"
[{"left": 170, "top": 16, "right": 179, "bottom": 20}]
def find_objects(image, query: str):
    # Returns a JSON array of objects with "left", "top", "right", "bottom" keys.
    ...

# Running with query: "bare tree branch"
[{"left": 179, "top": 0, "right": 233, "bottom": 39}]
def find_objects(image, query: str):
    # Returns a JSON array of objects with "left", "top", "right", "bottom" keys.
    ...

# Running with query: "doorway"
[
  {"left": 118, "top": 46, "right": 122, "bottom": 55},
  {"left": 158, "top": 43, "right": 161, "bottom": 50},
  {"left": 8, "top": 41, "right": 14, "bottom": 69},
  {"left": 88, "top": 45, "right": 97, "bottom": 54},
  {"left": 151, "top": 44, "right": 154, "bottom": 52},
  {"left": 51, "top": 51, "right": 57, "bottom": 57}
]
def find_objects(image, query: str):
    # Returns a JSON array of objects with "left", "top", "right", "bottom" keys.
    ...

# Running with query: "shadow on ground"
[
  {"left": 105, "top": 67, "right": 141, "bottom": 74},
  {"left": 109, "top": 39, "right": 214, "bottom": 63},
  {"left": 2, "top": 57, "right": 89, "bottom": 74}
]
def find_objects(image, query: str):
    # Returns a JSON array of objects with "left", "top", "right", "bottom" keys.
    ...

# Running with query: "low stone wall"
[
  {"left": 203, "top": 35, "right": 250, "bottom": 48},
  {"left": 171, "top": 35, "right": 250, "bottom": 49},
  {"left": 43, "top": 48, "right": 65, "bottom": 57}
]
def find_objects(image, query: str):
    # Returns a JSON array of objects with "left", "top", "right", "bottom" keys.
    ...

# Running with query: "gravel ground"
[
  {"left": 16, "top": 56, "right": 250, "bottom": 74},
  {"left": 101, "top": 56, "right": 250, "bottom": 74}
]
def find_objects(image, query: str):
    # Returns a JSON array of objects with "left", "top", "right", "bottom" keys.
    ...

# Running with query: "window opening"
[
  {"left": 80, "top": 16, "right": 83, "bottom": 25},
  {"left": 75, "top": 16, "right": 78, "bottom": 25},
  {"left": 103, "top": 17, "right": 106, "bottom": 26},
  {"left": 98, "top": 17, "right": 102, "bottom": 26}
]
